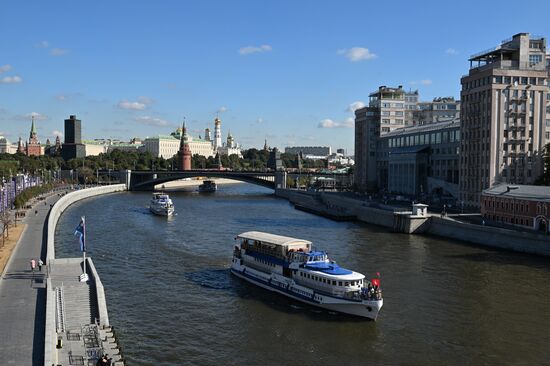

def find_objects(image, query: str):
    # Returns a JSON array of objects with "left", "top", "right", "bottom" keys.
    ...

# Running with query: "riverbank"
[
  {"left": 276, "top": 188, "right": 550, "bottom": 256},
  {"left": 44, "top": 184, "right": 127, "bottom": 365},
  {"left": 153, "top": 177, "right": 242, "bottom": 191}
]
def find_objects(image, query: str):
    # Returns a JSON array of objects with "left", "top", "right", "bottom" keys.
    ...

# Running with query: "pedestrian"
[
  {"left": 38, "top": 259, "right": 44, "bottom": 272},
  {"left": 35, "top": 210, "right": 38, "bottom": 215},
  {"left": 30, "top": 259, "right": 36, "bottom": 273}
]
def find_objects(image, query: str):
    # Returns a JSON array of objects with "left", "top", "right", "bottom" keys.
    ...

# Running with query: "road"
[{"left": 0, "top": 192, "right": 62, "bottom": 365}]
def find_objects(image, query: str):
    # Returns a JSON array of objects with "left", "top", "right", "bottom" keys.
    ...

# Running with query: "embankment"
[
  {"left": 276, "top": 188, "right": 550, "bottom": 256},
  {"left": 44, "top": 184, "right": 126, "bottom": 365}
]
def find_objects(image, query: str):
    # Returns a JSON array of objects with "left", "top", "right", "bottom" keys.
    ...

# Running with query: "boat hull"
[
  {"left": 149, "top": 206, "right": 174, "bottom": 216},
  {"left": 230, "top": 265, "right": 382, "bottom": 320}
]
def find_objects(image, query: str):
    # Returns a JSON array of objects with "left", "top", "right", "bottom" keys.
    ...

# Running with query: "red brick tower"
[
  {"left": 26, "top": 116, "right": 42, "bottom": 156},
  {"left": 179, "top": 122, "right": 192, "bottom": 171}
]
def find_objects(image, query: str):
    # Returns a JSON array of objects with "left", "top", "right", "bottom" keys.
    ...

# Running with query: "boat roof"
[{"left": 236, "top": 231, "right": 312, "bottom": 247}]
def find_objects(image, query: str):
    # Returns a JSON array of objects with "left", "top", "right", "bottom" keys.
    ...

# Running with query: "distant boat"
[
  {"left": 231, "top": 231, "right": 383, "bottom": 320},
  {"left": 198, "top": 180, "right": 217, "bottom": 193},
  {"left": 149, "top": 192, "right": 175, "bottom": 216}
]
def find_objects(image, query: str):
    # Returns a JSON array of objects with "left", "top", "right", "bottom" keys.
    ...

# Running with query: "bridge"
[
  {"left": 110, "top": 170, "right": 352, "bottom": 191},
  {"left": 123, "top": 170, "right": 286, "bottom": 191}
]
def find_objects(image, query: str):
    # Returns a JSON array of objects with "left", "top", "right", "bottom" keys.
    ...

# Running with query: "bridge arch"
[{"left": 128, "top": 170, "right": 280, "bottom": 191}]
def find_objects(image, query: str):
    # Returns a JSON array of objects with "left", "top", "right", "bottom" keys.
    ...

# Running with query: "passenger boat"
[
  {"left": 198, "top": 180, "right": 217, "bottom": 193},
  {"left": 231, "top": 231, "right": 383, "bottom": 320},
  {"left": 149, "top": 192, "right": 175, "bottom": 216}
]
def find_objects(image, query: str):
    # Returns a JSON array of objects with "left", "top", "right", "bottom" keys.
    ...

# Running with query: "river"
[{"left": 55, "top": 184, "right": 550, "bottom": 366}]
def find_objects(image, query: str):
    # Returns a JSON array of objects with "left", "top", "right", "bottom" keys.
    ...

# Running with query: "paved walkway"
[{"left": 0, "top": 192, "right": 63, "bottom": 366}]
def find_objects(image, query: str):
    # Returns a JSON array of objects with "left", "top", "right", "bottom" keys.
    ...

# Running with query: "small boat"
[
  {"left": 230, "top": 231, "right": 383, "bottom": 320},
  {"left": 149, "top": 192, "right": 175, "bottom": 216},
  {"left": 198, "top": 180, "right": 217, "bottom": 193}
]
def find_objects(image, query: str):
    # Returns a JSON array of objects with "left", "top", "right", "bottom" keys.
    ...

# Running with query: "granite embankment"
[
  {"left": 44, "top": 184, "right": 126, "bottom": 366},
  {"left": 276, "top": 189, "right": 550, "bottom": 256}
]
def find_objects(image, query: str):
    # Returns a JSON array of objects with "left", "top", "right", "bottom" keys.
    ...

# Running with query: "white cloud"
[
  {"left": 346, "top": 101, "right": 365, "bottom": 112},
  {"left": 52, "top": 130, "right": 63, "bottom": 137},
  {"left": 318, "top": 117, "right": 354, "bottom": 129},
  {"left": 217, "top": 106, "right": 228, "bottom": 113},
  {"left": 0, "top": 75, "right": 22, "bottom": 84},
  {"left": 410, "top": 79, "right": 432, "bottom": 86},
  {"left": 50, "top": 48, "right": 69, "bottom": 56},
  {"left": 137, "top": 96, "right": 154, "bottom": 105},
  {"left": 256, "top": 117, "right": 263, "bottom": 124},
  {"left": 15, "top": 112, "right": 48, "bottom": 121},
  {"left": 337, "top": 47, "right": 377, "bottom": 62},
  {"left": 35, "top": 40, "right": 49, "bottom": 48},
  {"left": 135, "top": 116, "right": 169, "bottom": 127},
  {"left": 117, "top": 100, "right": 147, "bottom": 110},
  {"left": 239, "top": 45, "right": 272, "bottom": 55},
  {"left": 446, "top": 48, "right": 459, "bottom": 55},
  {"left": 0, "top": 64, "right": 12, "bottom": 74},
  {"left": 56, "top": 95, "right": 67, "bottom": 101}
]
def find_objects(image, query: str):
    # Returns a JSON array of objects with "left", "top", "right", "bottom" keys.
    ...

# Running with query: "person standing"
[
  {"left": 30, "top": 259, "right": 36, "bottom": 273},
  {"left": 38, "top": 259, "right": 44, "bottom": 272}
]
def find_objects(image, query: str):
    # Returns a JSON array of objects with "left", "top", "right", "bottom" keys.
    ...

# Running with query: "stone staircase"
[{"left": 62, "top": 283, "right": 100, "bottom": 329}]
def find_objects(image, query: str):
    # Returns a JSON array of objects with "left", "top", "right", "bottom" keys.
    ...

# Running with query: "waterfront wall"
[
  {"left": 276, "top": 188, "right": 550, "bottom": 256},
  {"left": 44, "top": 184, "right": 125, "bottom": 366},
  {"left": 46, "top": 184, "right": 126, "bottom": 261},
  {"left": 428, "top": 216, "right": 550, "bottom": 256}
]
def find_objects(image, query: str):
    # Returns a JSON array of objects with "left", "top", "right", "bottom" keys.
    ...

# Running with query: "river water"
[{"left": 55, "top": 184, "right": 550, "bottom": 366}]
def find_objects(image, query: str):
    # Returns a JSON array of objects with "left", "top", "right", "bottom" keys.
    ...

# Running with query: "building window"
[{"left": 529, "top": 54, "right": 543, "bottom": 66}]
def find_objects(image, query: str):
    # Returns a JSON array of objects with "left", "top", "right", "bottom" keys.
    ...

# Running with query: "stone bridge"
[{"left": 120, "top": 170, "right": 287, "bottom": 191}]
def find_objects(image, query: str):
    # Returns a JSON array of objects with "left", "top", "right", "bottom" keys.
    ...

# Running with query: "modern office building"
[
  {"left": 284, "top": 146, "right": 332, "bottom": 156},
  {"left": 459, "top": 33, "right": 550, "bottom": 208},
  {"left": 62, "top": 115, "right": 86, "bottom": 160},
  {"left": 377, "top": 119, "right": 460, "bottom": 198}
]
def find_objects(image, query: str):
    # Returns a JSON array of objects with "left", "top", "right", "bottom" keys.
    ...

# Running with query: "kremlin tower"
[
  {"left": 26, "top": 115, "right": 42, "bottom": 156},
  {"left": 178, "top": 121, "right": 192, "bottom": 171}
]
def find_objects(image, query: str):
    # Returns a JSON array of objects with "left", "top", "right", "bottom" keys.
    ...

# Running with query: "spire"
[
  {"left": 30, "top": 115, "right": 37, "bottom": 138},
  {"left": 179, "top": 119, "right": 186, "bottom": 150}
]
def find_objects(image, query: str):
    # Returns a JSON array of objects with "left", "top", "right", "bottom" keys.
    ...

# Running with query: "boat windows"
[
  {"left": 338, "top": 281, "right": 343, "bottom": 286},
  {"left": 332, "top": 280, "right": 336, "bottom": 285},
  {"left": 345, "top": 282, "right": 349, "bottom": 286}
]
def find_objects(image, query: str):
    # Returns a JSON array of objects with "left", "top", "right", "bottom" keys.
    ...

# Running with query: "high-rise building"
[
  {"left": 62, "top": 115, "right": 86, "bottom": 160},
  {"left": 404, "top": 90, "right": 419, "bottom": 126},
  {"left": 354, "top": 85, "right": 407, "bottom": 191},
  {"left": 459, "top": 33, "right": 550, "bottom": 208}
]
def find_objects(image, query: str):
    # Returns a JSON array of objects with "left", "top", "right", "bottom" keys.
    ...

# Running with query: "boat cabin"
[{"left": 236, "top": 231, "right": 312, "bottom": 260}]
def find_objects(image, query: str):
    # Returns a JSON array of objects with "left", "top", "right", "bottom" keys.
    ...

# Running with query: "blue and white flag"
[{"left": 74, "top": 216, "right": 86, "bottom": 252}]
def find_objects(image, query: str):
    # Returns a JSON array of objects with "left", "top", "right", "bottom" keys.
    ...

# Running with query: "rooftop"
[
  {"left": 237, "top": 231, "right": 312, "bottom": 247},
  {"left": 483, "top": 184, "right": 550, "bottom": 202},
  {"left": 382, "top": 118, "right": 460, "bottom": 138}
]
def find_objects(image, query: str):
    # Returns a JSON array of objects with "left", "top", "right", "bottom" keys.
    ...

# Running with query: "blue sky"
[{"left": 1, "top": 0, "right": 550, "bottom": 153}]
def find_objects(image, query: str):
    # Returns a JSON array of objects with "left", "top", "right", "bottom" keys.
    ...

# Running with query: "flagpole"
[
  {"left": 83, "top": 215, "right": 86, "bottom": 276},
  {"left": 79, "top": 216, "right": 89, "bottom": 283}
]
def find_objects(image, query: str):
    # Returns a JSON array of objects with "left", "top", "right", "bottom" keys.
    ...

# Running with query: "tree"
[{"left": 1, "top": 211, "right": 12, "bottom": 247}]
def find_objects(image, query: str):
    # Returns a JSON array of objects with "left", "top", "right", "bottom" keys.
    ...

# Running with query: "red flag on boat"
[{"left": 372, "top": 278, "right": 380, "bottom": 287}]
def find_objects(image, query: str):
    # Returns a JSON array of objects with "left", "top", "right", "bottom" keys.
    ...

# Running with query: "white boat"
[
  {"left": 149, "top": 192, "right": 175, "bottom": 216},
  {"left": 198, "top": 180, "right": 217, "bottom": 193},
  {"left": 231, "top": 231, "right": 383, "bottom": 320}
]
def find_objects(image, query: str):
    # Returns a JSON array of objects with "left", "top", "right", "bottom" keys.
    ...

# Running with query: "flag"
[
  {"left": 372, "top": 278, "right": 380, "bottom": 287},
  {"left": 74, "top": 216, "right": 86, "bottom": 252}
]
